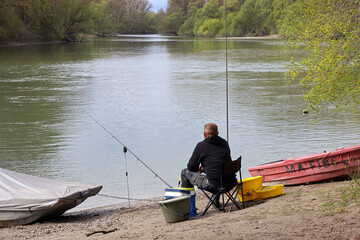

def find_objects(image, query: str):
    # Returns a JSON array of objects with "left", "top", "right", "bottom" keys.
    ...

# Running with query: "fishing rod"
[
  {"left": 225, "top": 0, "right": 229, "bottom": 143},
  {"left": 86, "top": 113, "right": 173, "bottom": 188}
]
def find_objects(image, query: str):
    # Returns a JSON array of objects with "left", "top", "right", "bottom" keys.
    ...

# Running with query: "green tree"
[
  {"left": 178, "top": 0, "right": 204, "bottom": 36},
  {"left": 0, "top": 1, "right": 24, "bottom": 41},
  {"left": 124, "top": 0, "right": 153, "bottom": 33},
  {"left": 150, "top": 9, "right": 166, "bottom": 33},
  {"left": 196, "top": 18, "right": 222, "bottom": 36},
  {"left": 159, "top": 9, "right": 185, "bottom": 35},
  {"left": 255, "top": 0, "right": 275, "bottom": 34},
  {"left": 167, "top": 0, "right": 188, "bottom": 15},
  {"left": 167, "top": 0, "right": 203, "bottom": 16},
  {"left": 217, "top": 0, "right": 242, "bottom": 36},
  {"left": 61, "top": 0, "right": 95, "bottom": 40},
  {"left": 91, "top": 0, "right": 117, "bottom": 35},
  {"left": 0, "top": 0, "right": 106, "bottom": 41},
  {"left": 193, "top": 0, "right": 221, "bottom": 36},
  {"left": 279, "top": 0, "right": 360, "bottom": 112},
  {"left": 229, "top": 0, "right": 274, "bottom": 36},
  {"left": 29, "top": 0, "right": 65, "bottom": 40},
  {"left": 178, "top": 16, "right": 195, "bottom": 36}
]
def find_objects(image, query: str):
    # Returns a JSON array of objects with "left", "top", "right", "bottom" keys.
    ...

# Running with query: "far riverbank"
[{"left": 0, "top": 34, "right": 283, "bottom": 46}]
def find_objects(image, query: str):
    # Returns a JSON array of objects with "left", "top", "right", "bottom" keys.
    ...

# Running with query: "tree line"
[
  {"left": 0, "top": 0, "right": 157, "bottom": 42},
  {"left": 0, "top": 0, "right": 285, "bottom": 42},
  {"left": 161, "top": 0, "right": 279, "bottom": 37}
]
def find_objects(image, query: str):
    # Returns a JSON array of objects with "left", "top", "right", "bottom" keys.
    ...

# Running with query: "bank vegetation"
[{"left": 0, "top": 0, "right": 291, "bottom": 42}]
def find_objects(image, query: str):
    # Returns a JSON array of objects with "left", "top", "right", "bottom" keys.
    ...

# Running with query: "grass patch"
[
  {"left": 318, "top": 186, "right": 350, "bottom": 216},
  {"left": 319, "top": 200, "right": 347, "bottom": 216},
  {"left": 317, "top": 174, "right": 360, "bottom": 216},
  {"left": 349, "top": 173, "right": 360, "bottom": 201}
]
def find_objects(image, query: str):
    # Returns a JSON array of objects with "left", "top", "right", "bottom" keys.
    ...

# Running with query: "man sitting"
[{"left": 180, "top": 123, "right": 237, "bottom": 196}]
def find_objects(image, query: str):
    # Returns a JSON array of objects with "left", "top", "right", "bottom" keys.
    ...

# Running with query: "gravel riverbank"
[{"left": 1, "top": 180, "right": 359, "bottom": 240}]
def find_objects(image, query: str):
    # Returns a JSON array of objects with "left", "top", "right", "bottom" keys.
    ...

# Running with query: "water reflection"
[{"left": 0, "top": 43, "right": 93, "bottom": 178}]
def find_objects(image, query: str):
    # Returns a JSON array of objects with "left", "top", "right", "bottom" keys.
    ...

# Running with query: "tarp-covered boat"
[
  {"left": 0, "top": 167, "right": 102, "bottom": 227},
  {"left": 248, "top": 145, "right": 360, "bottom": 185}
]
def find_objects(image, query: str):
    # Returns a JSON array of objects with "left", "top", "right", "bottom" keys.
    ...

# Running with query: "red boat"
[{"left": 248, "top": 145, "right": 360, "bottom": 185}]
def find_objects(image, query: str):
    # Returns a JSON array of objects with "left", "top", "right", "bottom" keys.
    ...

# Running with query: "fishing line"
[
  {"left": 86, "top": 112, "right": 173, "bottom": 188},
  {"left": 98, "top": 193, "right": 160, "bottom": 202}
]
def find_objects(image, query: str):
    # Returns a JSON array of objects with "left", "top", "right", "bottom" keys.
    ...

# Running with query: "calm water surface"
[{"left": 0, "top": 35, "right": 359, "bottom": 210}]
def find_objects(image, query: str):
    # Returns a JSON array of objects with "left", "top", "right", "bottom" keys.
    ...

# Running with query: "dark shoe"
[{"left": 211, "top": 194, "right": 220, "bottom": 209}]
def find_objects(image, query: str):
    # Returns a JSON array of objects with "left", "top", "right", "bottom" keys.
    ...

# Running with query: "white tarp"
[{"left": 0, "top": 167, "right": 102, "bottom": 220}]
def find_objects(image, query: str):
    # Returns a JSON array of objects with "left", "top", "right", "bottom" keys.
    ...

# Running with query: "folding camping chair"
[{"left": 200, "top": 156, "right": 245, "bottom": 216}]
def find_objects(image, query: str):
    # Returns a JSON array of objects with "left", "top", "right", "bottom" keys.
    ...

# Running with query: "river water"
[{"left": 0, "top": 35, "right": 359, "bottom": 210}]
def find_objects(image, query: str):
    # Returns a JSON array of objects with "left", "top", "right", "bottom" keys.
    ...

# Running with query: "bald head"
[{"left": 204, "top": 123, "right": 219, "bottom": 138}]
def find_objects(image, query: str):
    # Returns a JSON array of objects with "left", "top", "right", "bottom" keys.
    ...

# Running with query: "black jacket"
[{"left": 187, "top": 135, "right": 237, "bottom": 188}]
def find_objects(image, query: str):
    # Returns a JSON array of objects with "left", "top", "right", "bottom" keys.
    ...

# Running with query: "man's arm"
[{"left": 187, "top": 143, "right": 202, "bottom": 172}]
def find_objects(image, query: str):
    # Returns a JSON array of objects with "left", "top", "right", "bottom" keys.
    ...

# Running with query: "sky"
[{"left": 149, "top": 0, "right": 167, "bottom": 12}]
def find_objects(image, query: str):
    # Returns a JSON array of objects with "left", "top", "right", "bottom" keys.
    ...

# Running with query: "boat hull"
[
  {"left": 0, "top": 168, "right": 102, "bottom": 227},
  {"left": 248, "top": 145, "right": 360, "bottom": 185},
  {"left": 0, "top": 185, "right": 102, "bottom": 228}
]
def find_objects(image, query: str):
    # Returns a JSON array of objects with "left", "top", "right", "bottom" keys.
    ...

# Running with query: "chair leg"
[
  {"left": 223, "top": 185, "right": 242, "bottom": 212},
  {"left": 239, "top": 171, "right": 245, "bottom": 209},
  {"left": 200, "top": 191, "right": 222, "bottom": 216},
  {"left": 201, "top": 198, "right": 213, "bottom": 216},
  {"left": 228, "top": 186, "right": 242, "bottom": 211}
]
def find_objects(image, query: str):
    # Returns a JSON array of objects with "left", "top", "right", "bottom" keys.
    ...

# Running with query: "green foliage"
[
  {"left": 224, "top": 0, "right": 243, "bottom": 12},
  {"left": 171, "top": 0, "right": 205, "bottom": 36},
  {"left": 178, "top": 16, "right": 196, "bottom": 36},
  {"left": 31, "top": 0, "right": 65, "bottom": 39},
  {"left": 229, "top": 0, "right": 274, "bottom": 36},
  {"left": 123, "top": 0, "right": 154, "bottom": 34},
  {"left": 217, "top": 11, "right": 235, "bottom": 36},
  {"left": 167, "top": 0, "right": 203, "bottom": 16},
  {"left": 279, "top": 0, "right": 360, "bottom": 113},
  {"left": 0, "top": 0, "right": 282, "bottom": 41},
  {"left": 59, "top": 0, "right": 93, "bottom": 40},
  {"left": 197, "top": 18, "right": 223, "bottom": 37},
  {"left": 199, "top": 0, "right": 221, "bottom": 19},
  {"left": 188, "top": 0, "right": 205, "bottom": 17},
  {"left": 0, "top": 4, "right": 24, "bottom": 42},
  {"left": 90, "top": 0, "right": 116, "bottom": 35},
  {"left": 348, "top": 173, "right": 360, "bottom": 200},
  {"left": 0, "top": 0, "right": 155, "bottom": 42},
  {"left": 159, "top": 10, "right": 186, "bottom": 35},
  {"left": 193, "top": 0, "right": 221, "bottom": 36},
  {"left": 175, "top": 0, "right": 278, "bottom": 37},
  {"left": 216, "top": 0, "right": 240, "bottom": 36},
  {"left": 149, "top": 10, "right": 166, "bottom": 33},
  {"left": 0, "top": 0, "right": 96, "bottom": 42}
]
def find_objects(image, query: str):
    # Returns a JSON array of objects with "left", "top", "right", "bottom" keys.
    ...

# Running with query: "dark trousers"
[{"left": 180, "top": 169, "right": 218, "bottom": 193}]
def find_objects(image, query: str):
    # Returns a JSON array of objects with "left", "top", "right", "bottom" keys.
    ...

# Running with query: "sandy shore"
[{"left": 1, "top": 180, "right": 359, "bottom": 240}]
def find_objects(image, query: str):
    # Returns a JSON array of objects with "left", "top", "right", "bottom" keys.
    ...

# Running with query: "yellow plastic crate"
[{"left": 237, "top": 176, "right": 263, "bottom": 202}]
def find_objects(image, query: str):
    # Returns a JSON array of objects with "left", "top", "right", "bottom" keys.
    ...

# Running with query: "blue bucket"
[{"left": 165, "top": 188, "right": 196, "bottom": 217}]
